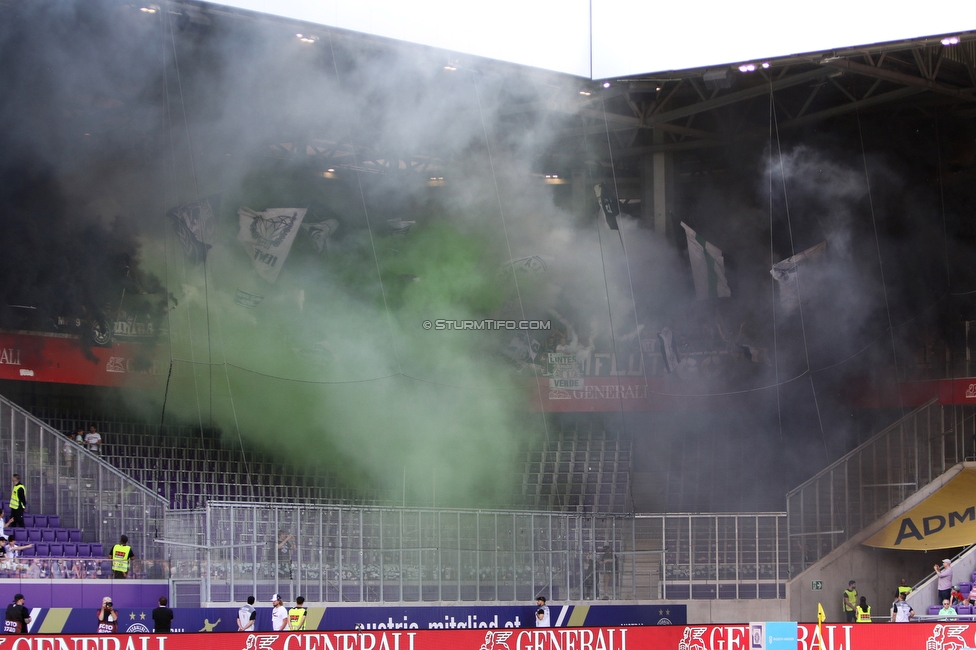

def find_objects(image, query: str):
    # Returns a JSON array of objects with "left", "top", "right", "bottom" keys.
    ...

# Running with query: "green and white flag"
[{"left": 681, "top": 222, "right": 730, "bottom": 300}]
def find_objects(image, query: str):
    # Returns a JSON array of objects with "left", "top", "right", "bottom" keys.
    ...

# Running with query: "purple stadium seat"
[
  {"left": 90, "top": 543, "right": 104, "bottom": 557},
  {"left": 33, "top": 515, "right": 48, "bottom": 528},
  {"left": 959, "top": 581, "right": 972, "bottom": 593},
  {"left": 68, "top": 530, "right": 81, "bottom": 543},
  {"left": 929, "top": 605, "right": 942, "bottom": 615},
  {"left": 49, "top": 544, "right": 63, "bottom": 557},
  {"left": 19, "top": 546, "right": 34, "bottom": 558},
  {"left": 957, "top": 605, "right": 972, "bottom": 615},
  {"left": 34, "top": 543, "right": 49, "bottom": 557},
  {"left": 77, "top": 544, "right": 91, "bottom": 557},
  {"left": 55, "top": 530, "right": 68, "bottom": 543},
  {"left": 11, "top": 529, "right": 27, "bottom": 543},
  {"left": 41, "top": 529, "right": 56, "bottom": 542},
  {"left": 22, "top": 515, "right": 34, "bottom": 527},
  {"left": 62, "top": 544, "right": 77, "bottom": 557},
  {"left": 48, "top": 515, "right": 60, "bottom": 528},
  {"left": 27, "top": 529, "right": 42, "bottom": 543}
]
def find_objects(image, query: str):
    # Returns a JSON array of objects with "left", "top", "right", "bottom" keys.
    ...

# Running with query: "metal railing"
[
  {"left": 162, "top": 503, "right": 788, "bottom": 603},
  {"left": 0, "top": 394, "right": 168, "bottom": 561},
  {"left": 787, "top": 399, "right": 976, "bottom": 570}
]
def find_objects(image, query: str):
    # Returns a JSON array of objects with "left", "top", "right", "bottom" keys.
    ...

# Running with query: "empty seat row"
[
  {"left": 21, "top": 514, "right": 60, "bottom": 528},
  {"left": 20, "top": 542, "right": 104, "bottom": 558},
  {"left": 10, "top": 528, "right": 82, "bottom": 543}
]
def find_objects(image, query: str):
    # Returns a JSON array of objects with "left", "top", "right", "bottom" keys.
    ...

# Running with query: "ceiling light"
[
  {"left": 738, "top": 63, "right": 756, "bottom": 73},
  {"left": 941, "top": 36, "right": 960, "bottom": 46},
  {"left": 139, "top": 5, "right": 158, "bottom": 13},
  {"left": 327, "top": 168, "right": 335, "bottom": 173},
  {"left": 602, "top": 82, "right": 611, "bottom": 88},
  {"left": 443, "top": 65, "right": 457, "bottom": 71},
  {"left": 296, "top": 33, "right": 317, "bottom": 43},
  {"left": 655, "top": 86, "right": 661, "bottom": 91},
  {"left": 761, "top": 62, "right": 770, "bottom": 69},
  {"left": 579, "top": 90, "right": 591, "bottom": 96}
]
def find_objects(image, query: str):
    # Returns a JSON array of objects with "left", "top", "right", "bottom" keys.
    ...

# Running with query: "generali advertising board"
[{"left": 1, "top": 623, "right": 973, "bottom": 650}]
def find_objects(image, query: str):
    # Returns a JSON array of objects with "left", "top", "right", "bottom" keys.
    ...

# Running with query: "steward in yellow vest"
[
  {"left": 288, "top": 597, "right": 307, "bottom": 631},
  {"left": 8, "top": 476, "right": 26, "bottom": 528},
  {"left": 855, "top": 597, "right": 872, "bottom": 622},
  {"left": 111, "top": 535, "right": 134, "bottom": 578}
]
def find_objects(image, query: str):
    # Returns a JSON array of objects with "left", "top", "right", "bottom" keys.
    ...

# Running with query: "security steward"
[
  {"left": 843, "top": 580, "right": 858, "bottom": 623},
  {"left": 111, "top": 534, "right": 134, "bottom": 579},
  {"left": 8, "top": 475, "right": 26, "bottom": 529},
  {"left": 855, "top": 596, "right": 872, "bottom": 623},
  {"left": 288, "top": 597, "right": 307, "bottom": 631}
]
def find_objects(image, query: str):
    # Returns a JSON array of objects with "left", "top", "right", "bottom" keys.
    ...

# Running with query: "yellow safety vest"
[
  {"left": 111, "top": 544, "right": 132, "bottom": 573},
  {"left": 856, "top": 605, "right": 871, "bottom": 622},
  {"left": 843, "top": 588, "right": 857, "bottom": 611},
  {"left": 9, "top": 484, "right": 24, "bottom": 510},
  {"left": 898, "top": 586, "right": 912, "bottom": 596},
  {"left": 287, "top": 607, "right": 306, "bottom": 631}
]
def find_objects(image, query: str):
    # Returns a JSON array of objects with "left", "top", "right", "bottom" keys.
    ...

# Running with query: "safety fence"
[{"left": 161, "top": 503, "right": 788, "bottom": 604}]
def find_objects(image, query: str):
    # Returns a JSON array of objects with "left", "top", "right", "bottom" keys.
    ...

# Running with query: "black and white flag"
[
  {"left": 771, "top": 241, "right": 826, "bottom": 314},
  {"left": 595, "top": 183, "right": 620, "bottom": 230},
  {"left": 237, "top": 206, "right": 307, "bottom": 283},
  {"left": 301, "top": 218, "right": 339, "bottom": 253},
  {"left": 167, "top": 196, "right": 219, "bottom": 264}
]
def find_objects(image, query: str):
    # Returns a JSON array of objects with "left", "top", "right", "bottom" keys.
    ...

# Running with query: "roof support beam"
[{"left": 822, "top": 58, "right": 976, "bottom": 102}]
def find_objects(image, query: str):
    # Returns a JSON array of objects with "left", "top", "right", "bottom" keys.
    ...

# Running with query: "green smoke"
[{"left": 155, "top": 169, "right": 546, "bottom": 508}]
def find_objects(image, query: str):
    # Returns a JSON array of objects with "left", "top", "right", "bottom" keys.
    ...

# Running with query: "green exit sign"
[{"left": 812, "top": 581, "right": 823, "bottom": 591}]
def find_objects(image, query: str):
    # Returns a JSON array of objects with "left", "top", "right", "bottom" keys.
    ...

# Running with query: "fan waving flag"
[
  {"left": 167, "top": 195, "right": 219, "bottom": 264},
  {"left": 237, "top": 206, "right": 307, "bottom": 283},
  {"left": 771, "top": 241, "right": 826, "bottom": 314},
  {"left": 681, "top": 222, "right": 731, "bottom": 300}
]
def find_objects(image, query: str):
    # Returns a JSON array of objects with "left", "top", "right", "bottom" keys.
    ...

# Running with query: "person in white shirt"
[
  {"left": 534, "top": 596, "right": 550, "bottom": 628},
  {"left": 270, "top": 594, "right": 289, "bottom": 631},
  {"left": 84, "top": 426, "right": 102, "bottom": 454},
  {"left": 237, "top": 596, "right": 256, "bottom": 632}
]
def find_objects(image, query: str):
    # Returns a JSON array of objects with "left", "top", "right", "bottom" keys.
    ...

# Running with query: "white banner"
[{"left": 237, "top": 207, "right": 307, "bottom": 283}]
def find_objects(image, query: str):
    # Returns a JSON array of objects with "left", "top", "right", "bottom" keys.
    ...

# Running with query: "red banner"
[
  {"left": 0, "top": 331, "right": 163, "bottom": 388},
  {"left": 10, "top": 622, "right": 971, "bottom": 650},
  {"left": 527, "top": 376, "right": 741, "bottom": 412}
]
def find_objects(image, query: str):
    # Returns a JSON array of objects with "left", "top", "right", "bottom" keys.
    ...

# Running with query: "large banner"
[
  {"left": 6, "top": 622, "right": 976, "bottom": 650},
  {"left": 863, "top": 467, "right": 976, "bottom": 549},
  {"left": 0, "top": 332, "right": 162, "bottom": 388},
  {"left": 25, "top": 605, "right": 682, "bottom": 635}
]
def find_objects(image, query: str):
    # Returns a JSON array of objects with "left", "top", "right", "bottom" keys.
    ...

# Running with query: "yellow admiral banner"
[{"left": 864, "top": 468, "right": 976, "bottom": 550}]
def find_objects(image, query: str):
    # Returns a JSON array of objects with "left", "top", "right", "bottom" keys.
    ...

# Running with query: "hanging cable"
[
  {"left": 161, "top": 8, "right": 205, "bottom": 449},
  {"left": 168, "top": 11, "right": 214, "bottom": 429},
  {"left": 470, "top": 70, "right": 555, "bottom": 511},
  {"left": 855, "top": 107, "right": 904, "bottom": 417},
  {"left": 768, "top": 78, "right": 784, "bottom": 444},
  {"left": 772, "top": 81, "right": 830, "bottom": 464},
  {"left": 598, "top": 96, "right": 650, "bottom": 513},
  {"left": 326, "top": 32, "right": 403, "bottom": 377}
]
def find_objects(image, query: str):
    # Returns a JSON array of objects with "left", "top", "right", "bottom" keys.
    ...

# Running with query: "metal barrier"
[
  {"left": 786, "top": 399, "right": 976, "bottom": 570},
  {"left": 161, "top": 503, "right": 788, "bottom": 603},
  {"left": 0, "top": 395, "right": 168, "bottom": 562}
]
